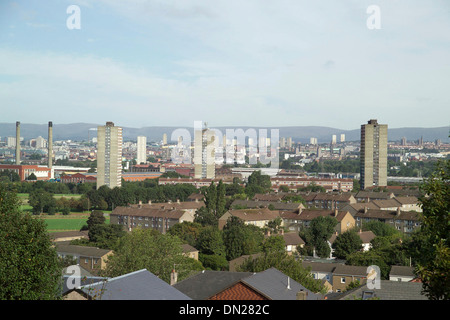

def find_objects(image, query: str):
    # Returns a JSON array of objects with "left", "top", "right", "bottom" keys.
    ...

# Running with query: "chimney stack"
[
  {"left": 15, "top": 121, "right": 20, "bottom": 165},
  {"left": 296, "top": 290, "right": 307, "bottom": 300},
  {"left": 48, "top": 121, "right": 53, "bottom": 169},
  {"left": 170, "top": 269, "right": 178, "bottom": 285}
]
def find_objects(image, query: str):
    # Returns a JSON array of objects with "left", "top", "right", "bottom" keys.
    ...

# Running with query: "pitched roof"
[
  {"left": 355, "top": 191, "right": 394, "bottom": 199},
  {"left": 371, "top": 199, "right": 403, "bottom": 209},
  {"left": 110, "top": 206, "right": 188, "bottom": 219},
  {"left": 301, "top": 261, "right": 340, "bottom": 273},
  {"left": 389, "top": 266, "right": 415, "bottom": 277},
  {"left": 231, "top": 199, "right": 303, "bottom": 211},
  {"left": 332, "top": 264, "right": 368, "bottom": 277},
  {"left": 393, "top": 196, "right": 419, "bottom": 205},
  {"left": 297, "top": 209, "right": 350, "bottom": 222},
  {"left": 173, "top": 270, "right": 254, "bottom": 300},
  {"left": 225, "top": 208, "right": 280, "bottom": 222},
  {"left": 333, "top": 280, "right": 427, "bottom": 300},
  {"left": 354, "top": 209, "right": 420, "bottom": 221},
  {"left": 241, "top": 268, "right": 322, "bottom": 300},
  {"left": 78, "top": 269, "right": 191, "bottom": 300},
  {"left": 282, "top": 232, "right": 305, "bottom": 245},
  {"left": 55, "top": 244, "right": 112, "bottom": 257},
  {"left": 132, "top": 201, "right": 204, "bottom": 210}
]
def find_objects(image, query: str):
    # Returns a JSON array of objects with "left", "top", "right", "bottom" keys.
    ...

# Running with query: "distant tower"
[
  {"left": 194, "top": 122, "right": 215, "bottom": 179},
  {"left": 287, "top": 137, "right": 293, "bottom": 148},
  {"left": 162, "top": 133, "right": 167, "bottom": 145},
  {"left": 331, "top": 135, "right": 337, "bottom": 145},
  {"left": 15, "top": 121, "right": 20, "bottom": 165},
  {"left": 360, "top": 119, "right": 388, "bottom": 190},
  {"left": 136, "top": 136, "right": 147, "bottom": 164},
  {"left": 48, "top": 122, "right": 53, "bottom": 169},
  {"left": 340, "top": 134, "right": 345, "bottom": 143},
  {"left": 97, "top": 122, "right": 123, "bottom": 189}
]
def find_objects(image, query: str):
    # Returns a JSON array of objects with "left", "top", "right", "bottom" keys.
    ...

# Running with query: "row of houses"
[{"left": 61, "top": 263, "right": 425, "bottom": 300}]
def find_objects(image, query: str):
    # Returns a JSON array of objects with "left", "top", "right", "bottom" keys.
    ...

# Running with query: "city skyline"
[{"left": 1, "top": 1, "right": 450, "bottom": 129}]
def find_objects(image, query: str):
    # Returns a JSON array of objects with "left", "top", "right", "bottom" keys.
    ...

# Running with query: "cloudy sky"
[{"left": 1, "top": 0, "right": 449, "bottom": 130}]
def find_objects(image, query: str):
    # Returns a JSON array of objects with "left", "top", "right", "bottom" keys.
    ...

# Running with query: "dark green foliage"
[
  {"left": 331, "top": 230, "right": 363, "bottom": 259},
  {"left": 0, "top": 185, "right": 61, "bottom": 300},
  {"left": 222, "top": 216, "right": 264, "bottom": 260},
  {"left": 299, "top": 216, "right": 338, "bottom": 258},
  {"left": 199, "top": 253, "right": 229, "bottom": 271},
  {"left": 237, "top": 250, "right": 326, "bottom": 294},
  {"left": 412, "top": 159, "right": 450, "bottom": 300},
  {"left": 101, "top": 228, "right": 204, "bottom": 283}
]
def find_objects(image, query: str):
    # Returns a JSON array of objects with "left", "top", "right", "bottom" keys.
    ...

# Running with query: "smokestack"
[
  {"left": 48, "top": 121, "right": 53, "bottom": 169},
  {"left": 15, "top": 121, "right": 20, "bottom": 165}
]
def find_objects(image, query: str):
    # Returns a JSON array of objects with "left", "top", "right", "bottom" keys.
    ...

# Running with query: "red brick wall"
[{"left": 209, "top": 282, "right": 268, "bottom": 300}]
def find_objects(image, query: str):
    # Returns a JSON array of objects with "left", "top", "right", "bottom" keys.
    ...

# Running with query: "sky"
[{"left": 0, "top": 0, "right": 449, "bottom": 130}]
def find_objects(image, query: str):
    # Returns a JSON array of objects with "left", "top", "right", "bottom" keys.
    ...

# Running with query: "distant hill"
[{"left": 0, "top": 123, "right": 448, "bottom": 144}]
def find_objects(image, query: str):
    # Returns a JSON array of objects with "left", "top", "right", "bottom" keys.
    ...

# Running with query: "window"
[
  {"left": 341, "top": 277, "right": 346, "bottom": 283},
  {"left": 362, "top": 291, "right": 375, "bottom": 300}
]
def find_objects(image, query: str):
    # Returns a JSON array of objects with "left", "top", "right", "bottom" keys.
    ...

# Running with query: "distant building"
[
  {"left": 340, "top": 134, "right": 345, "bottom": 143},
  {"left": 360, "top": 119, "right": 388, "bottom": 190},
  {"left": 136, "top": 135, "right": 147, "bottom": 165},
  {"left": 0, "top": 164, "right": 52, "bottom": 181},
  {"left": 96, "top": 122, "right": 123, "bottom": 189},
  {"left": 194, "top": 123, "right": 215, "bottom": 179}
]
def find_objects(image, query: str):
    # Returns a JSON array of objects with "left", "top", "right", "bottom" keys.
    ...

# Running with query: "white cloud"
[{"left": 1, "top": 0, "right": 449, "bottom": 129}]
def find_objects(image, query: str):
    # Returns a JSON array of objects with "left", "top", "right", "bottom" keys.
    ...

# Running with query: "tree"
[
  {"left": 167, "top": 221, "right": 203, "bottom": 247},
  {"left": 300, "top": 216, "right": 338, "bottom": 258},
  {"left": 332, "top": 230, "right": 363, "bottom": 259},
  {"left": 262, "top": 235, "right": 285, "bottom": 253},
  {"left": 28, "top": 189, "right": 57, "bottom": 215},
  {"left": 237, "top": 250, "right": 326, "bottom": 294},
  {"left": 222, "top": 216, "right": 264, "bottom": 260},
  {"left": 87, "top": 210, "right": 106, "bottom": 231},
  {"left": 0, "top": 185, "right": 61, "bottom": 299},
  {"left": 413, "top": 159, "right": 450, "bottom": 300},
  {"left": 102, "top": 228, "right": 203, "bottom": 283},
  {"left": 27, "top": 173, "right": 37, "bottom": 181},
  {"left": 196, "top": 226, "right": 226, "bottom": 256}
]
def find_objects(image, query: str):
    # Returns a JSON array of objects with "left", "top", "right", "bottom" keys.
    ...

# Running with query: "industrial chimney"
[
  {"left": 48, "top": 121, "right": 53, "bottom": 169},
  {"left": 15, "top": 121, "right": 20, "bottom": 165}
]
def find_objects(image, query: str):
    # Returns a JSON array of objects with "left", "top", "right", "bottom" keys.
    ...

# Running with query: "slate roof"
[
  {"left": 225, "top": 208, "right": 280, "bottom": 222},
  {"left": 174, "top": 268, "right": 323, "bottom": 300},
  {"left": 55, "top": 244, "right": 112, "bottom": 258},
  {"left": 334, "top": 280, "right": 428, "bottom": 300},
  {"left": 301, "top": 261, "right": 341, "bottom": 273},
  {"left": 173, "top": 270, "right": 254, "bottom": 300},
  {"left": 77, "top": 269, "right": 191, "bottom": 300},
  {"left": 297, "top": 209, "right": 350, "bottom": 222},
  {"left": 231, "top": 199, "right": 303, "bottom": 211},
  {"left": 354, "top": 209, "right": 420, "bottom": 221},
  {"left": 328, "top": 230, "right": 376, "bottom": 244},
  {"left": 389, "top": 266, "right": 415, "bottom": 277},
  {"left": 110, "top": 207, "right": 188, "bottom": 219},
  {"left": 282, "top": 232, "right": 305, "bottom": 245},
  {"left": 332, "top": 265, "right": 368, "bottom": 277},
  {"left": 241, "top": 268, "right": 322, "bottom": 300}
]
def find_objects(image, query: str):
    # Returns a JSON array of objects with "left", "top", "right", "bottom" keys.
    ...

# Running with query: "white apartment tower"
[
  {"left": 97, "top": 122, "right": 123, "bottom": 189},
  {"left": 194, "top": 123, "right": 215, "bottom": 179},
  {"left": 136, "top": 136, "right": 147, "bottom": 164}
]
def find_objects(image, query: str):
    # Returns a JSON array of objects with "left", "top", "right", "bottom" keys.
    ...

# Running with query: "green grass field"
[{"left": 18, "top": 193, "right": 111, "bottom": 231}]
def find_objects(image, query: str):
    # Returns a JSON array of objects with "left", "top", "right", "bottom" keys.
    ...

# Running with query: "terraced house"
[
  {"left": 110, "top": 203, "right": 197, "bottom": 233},
  {"left": 354, "top": 207, "right": 421, "bottom": 234}
]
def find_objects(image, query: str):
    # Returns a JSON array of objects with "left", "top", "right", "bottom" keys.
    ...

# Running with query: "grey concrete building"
[
  {"left": 96, "top": 122, "right": 123, "bottom": 189},
  {"left": 360, "top": 119, "right": 388, "bottom": 190}
]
